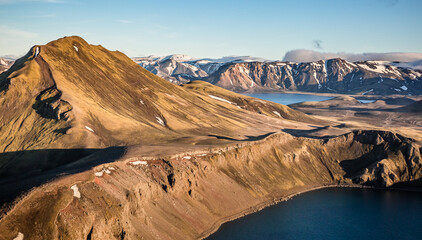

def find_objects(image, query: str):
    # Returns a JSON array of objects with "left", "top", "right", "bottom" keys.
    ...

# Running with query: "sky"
[{"left": 0, "top": 0, "right": 421, "bottom": 60}]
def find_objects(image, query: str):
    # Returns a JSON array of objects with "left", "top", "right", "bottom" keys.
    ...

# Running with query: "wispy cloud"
[
  {"left": 0, "top": 25, "right": 38, "bottom": 38},
  {"left": 313, "top": 40, "right": 323, "bottom": 50},
  {"left": 117, "top": 19, "right": 132, "bottom": 24},
  {"left": 282, "top": 49, "right": 422, "bottom": 62}
]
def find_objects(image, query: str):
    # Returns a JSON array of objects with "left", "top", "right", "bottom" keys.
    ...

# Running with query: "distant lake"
[
  {"left": 357, "top": 99, "right": 376, "bottom": 104},
  {"left": 207, "top": 188, "right": 422, "bottom": 240},
  {"left": 243, "top": 93, "right": 333, "bottom": 105}
]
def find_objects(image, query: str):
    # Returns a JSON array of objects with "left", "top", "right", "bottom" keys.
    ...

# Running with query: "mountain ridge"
[
  {"left": 0, "top": 36, "right": 316, "bottom": 178},
  {"left": 135, "top": 55, "right": 422, "bottom": 95}
]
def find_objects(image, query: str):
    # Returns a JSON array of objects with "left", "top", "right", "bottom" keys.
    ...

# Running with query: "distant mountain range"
[
  {"left": 134, "top": 55, "right": 422, "bottom": 95},
  {"left": 0, "top": 57, "right": 14, "bottom": 73}
]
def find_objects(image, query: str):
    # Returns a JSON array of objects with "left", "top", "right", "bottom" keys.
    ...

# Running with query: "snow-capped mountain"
[
  {"left": 134, "top": 55, "right": 422, "bottom": 95},
  {"left": 133, "top": 54, "right": 270, "bottom": 85},
  {"left": 0, "top": 57, "right": 14, "bottom": 73}
]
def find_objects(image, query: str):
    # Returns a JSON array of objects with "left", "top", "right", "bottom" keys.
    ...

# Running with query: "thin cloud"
[
  {"left": 118, "top": 19, "right": 132, "bottom": 24},
  {"left": 0, "top": 25, "right": 38, "bottom": 38},
  {"left": 282, "top": 49, "right": 422, "bottom": 62}
]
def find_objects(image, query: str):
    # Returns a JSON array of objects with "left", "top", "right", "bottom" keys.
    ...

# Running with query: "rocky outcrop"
[
  {"left": 33, "top": 87, "right": 73, "bottom": 121},
  {"left": 0, "top": 130, "right": 420, "bottom": 239},
  {"left": 338, "top": 130, "right": 422, "bottom": 187}
]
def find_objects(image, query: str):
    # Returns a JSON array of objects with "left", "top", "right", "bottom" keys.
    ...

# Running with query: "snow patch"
[
  {"left": 272, "top": 111, "right": 281, "bottom": 117},
  {"left": 156, "top": 117, "right": 165, "bottom": 126},
  {"left": 85, "top": 126, "right": 94, "bottom": 132},
  {"left": 183, "top": 156, "right": 191, "bottom": 159},
  {"left": 394, "top": 88, "right": 401, "bottom": 92},
  {"left": 73, "top": 45, "right": 78, "bottom": 52},
  {"left": 70, "top": 184, "right": 81, "bottom": 198},
  {"left": 208, "top": 95, "right": 233, "bottom": 104},
  {"left": 13, "top": 232, "right": 24, "bottom": 240},
  {"left": 95, "top": 167, "right": 115, "bottom": 177},
  {"left": 378, "top": 75, "right": 384, "bottom": 83},
  {"left": 312, "top": 71, "right": 322, "bottom": 89},
  {"left": 131, "top": 160, "right": 148, "bottom": 165},
  {"left": 362, "top": 89, "right": 374, "bottom": 95},
  {"left": 140, "top": 99, "right": 144, "bottom": 104},
  {"left": 34, "top": 47, "right": 39, "bottom": 57},
  {"left": 400, "top": 85, "right": 408, "bottom": 91}
]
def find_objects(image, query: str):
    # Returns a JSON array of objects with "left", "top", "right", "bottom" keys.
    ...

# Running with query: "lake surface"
[
  {"left": 357, "top": 99, "right": 377, "bottom": 104},
  {"left": 243, "top": 93, "right": 333, "bottom": 105},
  {"left": 207, "top": 188, "right": 422, "bottom": 240}
]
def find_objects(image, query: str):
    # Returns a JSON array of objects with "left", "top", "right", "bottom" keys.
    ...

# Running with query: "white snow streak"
[
  {"left": 73, "top": 45, "right": 78, "bottom": 52},
  {"left": 272, "top": 111, "right": 281, "bottom": 117},
  {"left": 131, "top": 160, "right": 148, "bottom": 165},
  {"left": 34, "top": 47, "right": 39, "bottom": 57},
  {"left": 70, "top": 184, "right": 81, "bottom": 198},
  {"left": 362, "top": 89, "right": 374, "bottom": 95},
  {"left": 85, "top": 126, "right": 94, "bottom": 132},
  {"left": 156, "top": 117, "right": 165, "bottom": 126},
  {"left": 208, "top": 95, "right": 233, "bottom": 104}
]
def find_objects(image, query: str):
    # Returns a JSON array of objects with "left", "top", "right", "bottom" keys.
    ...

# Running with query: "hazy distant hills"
[{"left": 134, "top": 55, "right": 422, "bottom": 95}]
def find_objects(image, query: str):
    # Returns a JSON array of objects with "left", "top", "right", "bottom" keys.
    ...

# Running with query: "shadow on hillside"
[
  {"left": 281, "top": 127, "right": 338, "bottom": 139},
  {"left": 339, "top": 147, "right": 388, "bottom": 179},
  {"left": 208, "top": 132, "right": 275, "bottom": 142},
  {"left": 0, "top": 147, "right": 126, "bottom": 207}
]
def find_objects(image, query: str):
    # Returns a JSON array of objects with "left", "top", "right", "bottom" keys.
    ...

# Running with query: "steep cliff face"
[
  {"left": 1, "top": 130, "right": 420, "bottom": 240},
  {"left": 136, "top": 56, "right": 422, "bottom": 95}
]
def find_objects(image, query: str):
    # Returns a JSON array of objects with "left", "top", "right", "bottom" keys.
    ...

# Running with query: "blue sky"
[{"left": 0, "top": 0, "right": 421, "bottom": 60}]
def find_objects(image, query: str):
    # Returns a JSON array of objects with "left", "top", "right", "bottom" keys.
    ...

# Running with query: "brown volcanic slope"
[
  {"left": 1, "top": 37, "right": 421, "bottom": 240},
  {"left": 0, "top": 130, "right": 421, "bottom": 240},
  {"left": 0, "top": 36, "right": 318, "bottom": 178}
]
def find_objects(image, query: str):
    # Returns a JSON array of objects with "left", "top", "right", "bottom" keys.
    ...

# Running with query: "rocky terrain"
[
  {"left": 0, "top": 37, "right": 421, "bottom": 240},
  {"left": 135, "top": 55, "right": 422, "bottom": 95},
  {"left": 0, "top": 130, "right": 420, "bottom": 240}
]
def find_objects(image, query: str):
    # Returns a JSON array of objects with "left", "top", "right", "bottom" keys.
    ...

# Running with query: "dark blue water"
[
  {"left": 207, "top": 188, "right": 422, "bottom": 240},
  {"left": 243, "top": 93, "right": 333, "bottom": 105}
]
